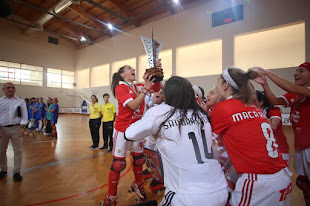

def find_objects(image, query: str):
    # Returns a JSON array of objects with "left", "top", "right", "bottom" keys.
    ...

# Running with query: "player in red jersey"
[
  {"left": 253, "top": 62, "right": 310, "bottom": 205},
  {"left": 103, "top": 61, "right": 161, "bottom": 206},
  {"left": 207, "top": 86, "right": 239, "bottom": 192},
  {"left": 206, "top": 86, "right": 217, "bottom": 114},
  {"left": 211, "top": 67, "right": 291, "bottom": 206},
  {"left": 256, "top": 90, "right": 290, "bottom": 164}
]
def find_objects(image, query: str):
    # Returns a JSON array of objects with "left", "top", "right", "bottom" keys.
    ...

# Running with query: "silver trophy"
[{"left": 140, "top": 28, "right": 164, "bottom": 82}]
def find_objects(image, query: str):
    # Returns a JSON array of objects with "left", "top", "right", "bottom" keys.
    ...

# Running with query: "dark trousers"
[
  {"left": 89, "top": 118, "right": 101, "bottom": 147},
  {"left": 46, "top": 120, "right": 52, "bottom": 133},
  {"left": 102, "top": 121, "right": 114, "bottom": 149}
]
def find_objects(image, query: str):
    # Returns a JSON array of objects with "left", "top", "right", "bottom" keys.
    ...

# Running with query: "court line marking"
[
  {"left": 23, "top": 156, "right": 133, "bottom": 206},
  {"left": 9, "top": 151, "right": 108, "bottom": 174}
]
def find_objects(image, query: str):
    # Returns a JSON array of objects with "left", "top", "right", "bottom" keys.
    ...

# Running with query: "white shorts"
[
  {"left": 294, "top": 148, "right": 310, "bottom": 177},
  {"left": 112, "top": 130, "right": 144, "bottom": 158},
  {"left": 159, "top": 188, "right": 228, "bottom": 206},
  {"left": 281, "top": 153, "right": 290, "bottom": 166},
  {"left": 229, "top": 167, "right": 292, "bottom": 206}
]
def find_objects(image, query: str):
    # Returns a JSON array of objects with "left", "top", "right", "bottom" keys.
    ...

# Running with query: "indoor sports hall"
[{"left": 0, "top": 0, "right": 309, "bottom": 205}]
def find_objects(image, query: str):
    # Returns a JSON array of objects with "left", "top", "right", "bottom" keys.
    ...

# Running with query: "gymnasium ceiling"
[{"left": 7, "top": 0, "right": 200, "bottom": 46}]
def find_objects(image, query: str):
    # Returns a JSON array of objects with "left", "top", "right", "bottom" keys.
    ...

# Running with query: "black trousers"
[
  {"left": 89, "top": 118, "right": 101, "bottom": 147},
  {"left": 102, "top": 121, "right": 114, "bottom": 149},
  {"left": 46, "top": 120, "right": 52, "bottom": 133}
]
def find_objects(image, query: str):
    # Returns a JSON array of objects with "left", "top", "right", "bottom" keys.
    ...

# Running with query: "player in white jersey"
[{"left": 125, "top": 76, "right": 228, "bottom": 206}]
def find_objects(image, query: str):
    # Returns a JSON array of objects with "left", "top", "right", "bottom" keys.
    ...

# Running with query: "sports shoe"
[
  {"left": 107, "top": 148, "right": 112, "bottom": 153},
  {"left": 103, "top": 194, "right": 118, "bottom": 206},
  {"left": 89, "top": 146, "right": 98, "bottom": 150},
  {"left": 131, "top": 181, "right": 147, "bottom": 201},
  {"left": 100, "top": 146, "right": 108, "bottom": 150},
  {"left": 0, "top": 171, "right": 7, "bottom": 179},
  {"left": 13, "top": 173, "right": 23, "bottom": 182}
]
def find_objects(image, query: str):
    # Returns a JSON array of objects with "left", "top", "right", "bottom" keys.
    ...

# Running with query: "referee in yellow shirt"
[
  {"left": 100, "top": 93, "right": 116, "bottom": 152},
  {"left": 89, "top": 95, "right": 102, "bottom": 149}
]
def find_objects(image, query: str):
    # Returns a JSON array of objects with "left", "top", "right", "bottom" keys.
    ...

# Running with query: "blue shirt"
[
  {"left": 36, "top": 102, "right": 46, "bottom": 118},
  {"left": 50, "top": 103, "right": 59, "bottom": 120}
]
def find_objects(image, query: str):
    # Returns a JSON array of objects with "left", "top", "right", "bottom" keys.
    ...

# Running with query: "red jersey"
[
  {"left": 211, "top": 98, "right": 287, "bottom": 174},
  {"left": 281, "top": 91, "right": 310, "bottom": 150},
  {"left": 267, "top": 107, "right": 289, "bottom": 153},
  {"left": 114, "top": 82, "right": 145, "bottom": 132}
]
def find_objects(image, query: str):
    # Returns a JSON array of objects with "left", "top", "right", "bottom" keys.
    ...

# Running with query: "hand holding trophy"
[{"left": 140, "top": 28, "right": 164, "bottom": 82}]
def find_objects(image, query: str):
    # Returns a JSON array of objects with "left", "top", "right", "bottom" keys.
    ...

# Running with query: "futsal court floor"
[{"left": 0, "top": 114, "right": 305, "bottom": 206}]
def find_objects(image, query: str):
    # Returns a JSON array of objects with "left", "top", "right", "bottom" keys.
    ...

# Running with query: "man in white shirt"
[{"left": 0, "top": 82, "right": 28, "bottom": 181}]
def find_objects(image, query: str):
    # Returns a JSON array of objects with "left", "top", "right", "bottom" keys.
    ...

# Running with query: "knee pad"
[
  {"left": 296, "top": 176, "right": 310, "bottom": 192},
  {"left": 132, "top": 153, "right": 146, "bottom": 167},
  {"left": 111, "top": 158, "right": 126, "bottom": 172}
]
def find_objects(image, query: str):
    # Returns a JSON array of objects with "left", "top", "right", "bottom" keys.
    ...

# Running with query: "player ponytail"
[
  {"left": 156, "top": 76, "right": 209, "bottom": 136},
  {"left": 111, "top": 66, "right": 126, "bottom": 97},
  {"left": 222, "top": 67, "right": 259, "bottom": 107}
]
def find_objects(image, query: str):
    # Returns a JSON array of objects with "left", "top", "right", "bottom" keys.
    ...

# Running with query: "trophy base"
[
  {"left": 152, "top": 75, "right": 163, "bottom": 82},
  {"left": 146, "top": 67, "right": 164, "bottom": 82}
]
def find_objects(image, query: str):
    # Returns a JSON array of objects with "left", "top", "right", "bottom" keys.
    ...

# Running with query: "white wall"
[
  {"left": 0, "top": 18, "right": 80, "bottom": 107},
  {"left": 75, "top": 0, "right": 310, "bottom": 110}
]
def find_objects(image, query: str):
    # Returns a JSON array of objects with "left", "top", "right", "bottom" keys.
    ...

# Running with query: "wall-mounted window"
[
  {"left": 91, "top": 64, "right": 110, "bottom": 87},
  {"left": 0, "top": 61, "right": 43, "bottom": 86},
  {"left": 76, "top": 68, "right": 89, "bottom": 89},
  {"left": 176, "top": 39, "right": 222, "bottom": 77},
  {"left": 139, "top": 49, "right": 172, "bottom": 82},
  {"left": 235, "top": 22, "right": 305, "bottom": 70},
  {"left": 47, "top": 68, "right": 74, "bottom": 89}
]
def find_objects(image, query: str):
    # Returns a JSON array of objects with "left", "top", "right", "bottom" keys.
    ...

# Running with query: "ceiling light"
[
  {"left": 173, "top": 0, "right": 179, "bottom": 4},
  {"left": 107, "top": 23, "right": 113, "bottom": 30},
  {"left": 80, "top": 36, "right": 87, "bottom": 42}
]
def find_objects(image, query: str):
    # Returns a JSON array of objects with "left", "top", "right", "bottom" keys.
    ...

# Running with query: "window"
[
  {"left": 91, "top": 64, "right": 110, "bottom": 87},
  {"left": 47, "top": 68, "right": 61, "bottom": 88},
  {"left": 0, "top": 61, "right": 43, "bottom": 86},
  {"left": 139, "top": 49, "right": 172, "bottom": 82},
  {"left": 62, "top": 70, "right": 74, "bottom": 89},
  {"left": 176, "top": 39, "right": 222, "bottom": 77},
  {"left": 76, "top": 69, "right": 90, "bottom": 89},
  {"left": 47, "top": 68, "right": 75, "bottom": 89},
  {"left": 111, "top": 57, "right": 136, "bottom": 76},
  {"left": 20, "top": 64, "right": 43, "bottom": 86},
  {"left": 235, "top": 22, "right": 305, "bottom": 70}
]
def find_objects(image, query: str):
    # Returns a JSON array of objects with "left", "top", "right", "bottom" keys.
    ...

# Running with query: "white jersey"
[{"left": 125, "top": 104, "right": 227, "bottom": 195}]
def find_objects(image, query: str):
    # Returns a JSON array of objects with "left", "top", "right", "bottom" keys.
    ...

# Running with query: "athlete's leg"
[
  {"left": 131, "top": 141, "right": 145, "bottom": 187},
  {"left": 107, "top": 131, "right": 128, "bottom": 196}
]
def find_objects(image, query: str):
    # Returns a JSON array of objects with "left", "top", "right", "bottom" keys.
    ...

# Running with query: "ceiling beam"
[
  {"left": 13, "top": 0, "right": 112, "bottom": 37},
  {"left": 105, "top": 0, "right": 141, "bottom": 26},
  {"left": 52, "top": 18, "right": 85, "bottom": 39},
  {"left": 156, "top": 0, "right": 175, "bottom": 14},
  {"left": 69, "top": 5, "right": 106, "bottom": 30},
  {"left": 83, "top": 0, "right": 140, "bottom": 27}
]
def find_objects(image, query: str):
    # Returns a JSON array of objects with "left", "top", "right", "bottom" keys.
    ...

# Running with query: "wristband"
[
  {"left": 143, "top": 87, "right": 150, "bottom": 91},
  {"left": 141, "top": 91, "right": 147, "bottom": 95}
]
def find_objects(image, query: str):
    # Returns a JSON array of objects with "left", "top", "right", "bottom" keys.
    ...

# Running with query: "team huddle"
[{"left": 101, "top": 60, "right": 310, "bottom": 206}]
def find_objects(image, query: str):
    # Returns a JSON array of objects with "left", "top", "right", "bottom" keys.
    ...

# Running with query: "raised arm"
[
  {"left": 253, "top": 69, "right": 290, "bottom": 105},
  {"left": 254, "top": 67, "right": 310, "bottom": 98},
  {"left": 127, "top": 74, "right": 154, "bottom": 110}
]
